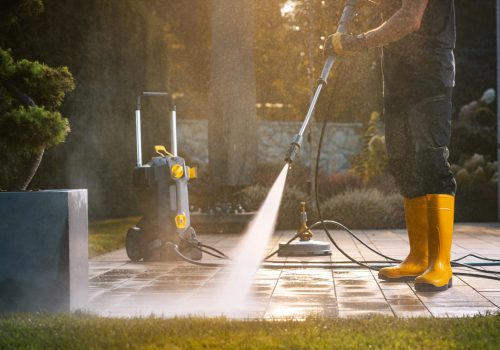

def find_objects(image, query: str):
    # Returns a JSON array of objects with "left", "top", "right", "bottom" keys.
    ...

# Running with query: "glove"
[{"left": 324, "top": 32, "right": 367, "bottom": 56}]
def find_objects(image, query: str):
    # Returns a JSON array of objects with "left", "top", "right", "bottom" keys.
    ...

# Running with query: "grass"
[
  {"left": 88, "top": 217, "right": 139, "bottom": 258},
  {"left": 0, "top": 313, "right": 500, "bottom": 349}
]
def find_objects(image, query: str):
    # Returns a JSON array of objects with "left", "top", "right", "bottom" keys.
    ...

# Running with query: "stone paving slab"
[{"left": 88, "top": 223, "right": 500, "bottom": 318}]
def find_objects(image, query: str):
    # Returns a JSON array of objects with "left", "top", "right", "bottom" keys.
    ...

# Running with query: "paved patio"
[{"left": 89, "top": 223, "right": 500, "bottom": 318}]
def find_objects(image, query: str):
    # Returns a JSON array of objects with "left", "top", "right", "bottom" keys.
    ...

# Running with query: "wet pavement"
[{"left": 89, "top": 223, "right": 500, "bottom": 318}]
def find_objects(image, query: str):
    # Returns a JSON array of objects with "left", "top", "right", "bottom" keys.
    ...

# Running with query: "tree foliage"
[
  {"left": 0, "top": 44, "right": 74, "bottom": 189},
  {"left": 0, "top": 106, "right": 69, "bottom": 153}
]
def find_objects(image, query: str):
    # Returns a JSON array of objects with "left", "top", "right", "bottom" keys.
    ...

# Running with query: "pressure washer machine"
[{"left": 125, "top": 92, "right": 202, "bottom": 262}]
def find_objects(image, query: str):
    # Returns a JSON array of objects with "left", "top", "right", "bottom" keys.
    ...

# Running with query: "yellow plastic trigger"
[{"left": 155, "top": 145, "right": 174, "bottom": 158}]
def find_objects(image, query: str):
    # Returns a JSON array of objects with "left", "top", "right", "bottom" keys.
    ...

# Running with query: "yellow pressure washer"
[{"left": 125, "top": 92, "right": 202, "bottom": 262}]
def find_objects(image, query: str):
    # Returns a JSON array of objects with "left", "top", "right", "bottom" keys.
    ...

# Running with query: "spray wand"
[{"left": 285, "top": 0, "right": 358, "bottom": 164}]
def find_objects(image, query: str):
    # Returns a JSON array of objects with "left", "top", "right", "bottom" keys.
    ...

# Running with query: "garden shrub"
[
  {"left": 366, "top": 174, "right": 399, "bottom": 195},
  {"left": 449, "top": 123, "right": 496, "bottom": 164},
  {"left": 0, "top": 48, "right": 74, "bottom": 190},
  {"left": 316, "top": 172, "right": 364, "bottom": 201},
  {"left": 452, "top": 153, "right": 498, "bottom": 221},
  {"left": 254, "top": 162, "right": 310, "bottom": 189},
  {"left": 277, "top": 185, "right": 310, "bottom": 229},
  {"left": 239, "top": 183, "right": 406, "bottom": 230},
  {"left": 0, "top": 106, "right": 69, "bottom": 151},
  {"left": 447, "top": 89, "right": 498, "bottom": 221},
  {"left": 351, "top": 111, "right": 388, "bottom": 184},
  {"left": 320, "top": 188, "right": 405, "bottom": 229},
  {"left": 238, "top": 184, "right": 309, "bottom": 229},
  {"left": 238, "top": 184, "right": 268, "bottom": 212},
  {"left": 449, "top": 89, "right": 497, "bottom": 164}
]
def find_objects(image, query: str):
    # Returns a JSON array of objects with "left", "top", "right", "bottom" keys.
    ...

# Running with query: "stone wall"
[{"left": 177, "top": 120, "right": 363, "bottom": 173}]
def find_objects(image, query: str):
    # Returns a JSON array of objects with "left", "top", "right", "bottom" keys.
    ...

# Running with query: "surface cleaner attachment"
[{"left": 278, "top": 202, "right": 332, "bottom": 257}]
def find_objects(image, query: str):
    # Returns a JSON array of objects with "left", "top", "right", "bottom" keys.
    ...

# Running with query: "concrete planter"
[{"left": 0, "top": 190, "right": 88, "bottom": 313}]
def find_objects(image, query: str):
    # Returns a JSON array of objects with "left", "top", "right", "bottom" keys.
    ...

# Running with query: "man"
[{"left": 326, "top": 0, "right": 456, "bottom": 292}]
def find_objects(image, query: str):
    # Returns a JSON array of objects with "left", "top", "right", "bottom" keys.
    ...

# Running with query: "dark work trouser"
[{"left": 384, "top": 88, "right": 457, "bottom": 198}]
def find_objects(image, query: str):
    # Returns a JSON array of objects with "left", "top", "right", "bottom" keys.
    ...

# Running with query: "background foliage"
[{"left": 0, "top": 0, "right": 496, "bottom": 222}]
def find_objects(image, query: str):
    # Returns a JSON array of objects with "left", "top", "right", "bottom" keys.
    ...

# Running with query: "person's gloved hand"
[{"left": 324, "top": 32, "right": 367, "bottom": 56}]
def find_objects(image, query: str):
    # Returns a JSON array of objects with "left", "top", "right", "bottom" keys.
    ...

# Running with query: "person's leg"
[
  {"left": 409, "top": 89, "right": 456, "bottom": 197},
  {"left": 384, "top": 97, "right": 424, "bottom": 199},
  {"left": 378, "top": 97, "right": 429, "bottom": 281},
  {"left": 408, "top": 89, "right": 456, "bottom": 291}
]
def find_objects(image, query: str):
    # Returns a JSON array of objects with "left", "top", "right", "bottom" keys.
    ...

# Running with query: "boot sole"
[
  {"left": 378, "top": 274, "right": 417, "bottom": 282},
  {"left": 415, "top": 278, "right": 452, "bottom": 292}
]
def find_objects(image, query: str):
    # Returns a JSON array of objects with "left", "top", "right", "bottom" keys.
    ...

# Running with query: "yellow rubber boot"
[
  {"left": 415, "top": 194, "right": 454, "bottom": 292},
  {"left": 378, "top": 196, "right": 428, "bottom": 281}
]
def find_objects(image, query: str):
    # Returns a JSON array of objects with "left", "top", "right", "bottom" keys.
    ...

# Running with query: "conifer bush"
[
  {"left": 0, "top": 48, "right": 74, "bottom": 190},
  {"left": 319, "top": 189, "right": 404, "bottom": 229}
]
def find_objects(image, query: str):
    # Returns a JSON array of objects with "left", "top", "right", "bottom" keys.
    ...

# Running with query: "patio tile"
[
  {"left": 265, "top": 304, "right": 338, "bottom": 318},
  {"left": 89, "top": 223, "right": 500, "bottom": 318},
  {"left": 387, "top": 298, "right": 424, "bottom": 307},
  {"left": 338, "top": 310, "right": 394, "bottom": 317},
  {"left": 391, "top": 305, "right": 431, "bottom": 318},
  {"left": 337, "top": 299, "right": 391, "bottom": 311}
]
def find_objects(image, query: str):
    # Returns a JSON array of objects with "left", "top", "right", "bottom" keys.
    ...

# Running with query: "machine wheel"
[{"left": 126, "top": 227, "right": 144, "bottom": 261}]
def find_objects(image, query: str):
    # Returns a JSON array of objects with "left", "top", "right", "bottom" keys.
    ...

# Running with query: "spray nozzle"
[
  {"left": 297, "top": 201, "right": 313, "bottom": 241},
  {"left": 284, "top": 134, "right": 303, "bottom": 164}
]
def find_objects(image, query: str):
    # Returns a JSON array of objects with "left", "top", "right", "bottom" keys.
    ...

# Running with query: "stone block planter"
[{"left": 0, "top": 190, "right": 88, "bottom": 313}]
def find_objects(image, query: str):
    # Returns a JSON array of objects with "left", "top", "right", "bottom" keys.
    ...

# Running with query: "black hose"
[
  {"left": 313, "top": 93, "right": 381, "bottom": 271},
  {"left": 263, "top": 234, "right": 299, "bottom": 260},
  {"left": 192, "top": 223, "right": 500, "bottom": 274},
  {"left": 453, "top": 272, "right": 500, "bottom": 282},
  {"left": 173, "top": 242, "right": 500, "bottom": 281},
  {"left": 179, "top": 238, "right": 228, "bottom": 259},
  {"left": 199, "top": 243, "right": 230, "bottom": 259},
  {"left": 451, "top": 261, "right": 500, "bottom": 276},
  {"left": 319, "top": 220, "right": 399, "bottom": 262},
  {"left": 453, "top": 253, "right": 500, "bottom": 263}
]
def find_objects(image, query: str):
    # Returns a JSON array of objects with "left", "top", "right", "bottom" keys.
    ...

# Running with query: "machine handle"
[
  {"left": 142, "top": 92, "right": 168, "bottom": 96},
  {"left": 136, "top": 92, "right": 175, "bottom": 111},
  {"left": 135, "top": 91, "right": 178, "bottom": 167}
]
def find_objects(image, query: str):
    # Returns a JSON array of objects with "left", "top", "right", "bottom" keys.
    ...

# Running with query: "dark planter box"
[{"left": 0, "top": 190, "right": 88, "bottom": 313}]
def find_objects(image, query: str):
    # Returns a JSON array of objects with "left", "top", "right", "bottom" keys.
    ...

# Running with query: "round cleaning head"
[{"left": 277, "top": 240, "right": 332, "bottom": 257}]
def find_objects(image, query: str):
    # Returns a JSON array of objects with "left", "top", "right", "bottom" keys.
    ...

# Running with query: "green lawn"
[
  {"left": 89, "top": 217, "right": 139, "bottom": 258},
  {"left": 0, "top": 314, "right": 499, "bottom": 349}
]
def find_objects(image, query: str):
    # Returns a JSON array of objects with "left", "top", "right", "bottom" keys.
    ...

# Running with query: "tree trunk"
[
  {"left": 208, "top": 0, "right": 257, "bottom": 187},
  {"left": 14, "top": 148, "right": 45, "bottom": 190}
]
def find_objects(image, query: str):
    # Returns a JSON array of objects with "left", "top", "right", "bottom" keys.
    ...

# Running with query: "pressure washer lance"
[
  {"left": 285, "top": 0, "right": 357, "bottom": 165},
  {"left": 280, "top": 0, "right": 359, "bottom": 258}
]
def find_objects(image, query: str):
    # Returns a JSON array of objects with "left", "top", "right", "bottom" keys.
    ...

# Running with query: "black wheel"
[{"left": 125, "top": 227, "right": 144, "bottom": 261}]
